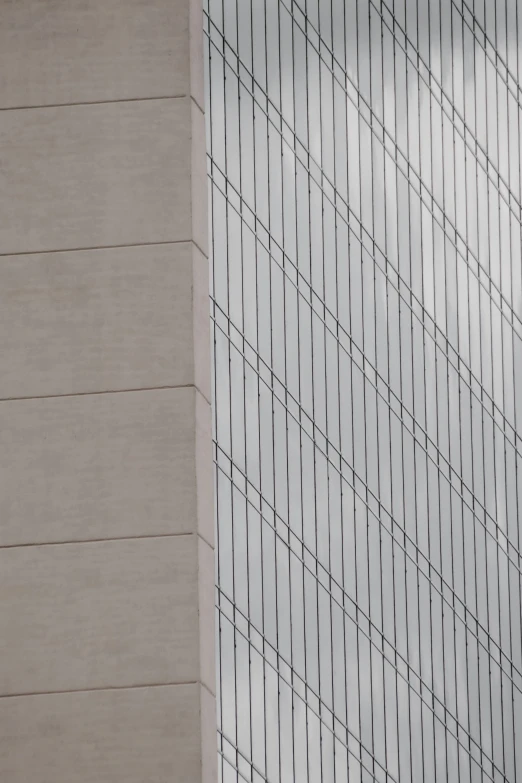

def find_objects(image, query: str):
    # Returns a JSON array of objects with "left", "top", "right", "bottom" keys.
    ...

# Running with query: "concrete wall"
[{"left": 0, "top": 1, "right": 215, "bottom": 781}]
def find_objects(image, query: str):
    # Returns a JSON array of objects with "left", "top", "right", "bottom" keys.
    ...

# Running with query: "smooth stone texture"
[
  {"left": 192, "top": 224, "right": 212, "bottom": 401},
  {"left": 0, "top": 388, "right": 211, "bottom": 547},
  {"left": 191, "top": 101, "right": 209, "bottom": 257},
  {"left": 196, "top": 394, "right": 214, "bottom": 548},
  {"left": 189, "top": 0, "right": 205, "bottom": 110},
  {"left": 0, "top": 684, "right": 203, "bottom": 783},
  {"left": 0, "top": 2, "right": 215, "bottom": 779},
  {"left": 0, "top": 536, "right": 200, "bottom": 696},
  {"left": 0, "top": 0, "right": 203, "bottom": 110},
  {"left": 198, "top": 538, "right": 216, "bottom": 696},
  {"left": 0, "top": 98, "right": 198, "bottom": 255},
  {"left": 0, "top": 242, "right": 210, "bottom": 401},
  {"left": 201, "top": 686, "right": 218, "bottom": 783}
]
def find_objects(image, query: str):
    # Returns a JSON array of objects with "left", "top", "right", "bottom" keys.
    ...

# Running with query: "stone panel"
[
  {"left": 0, "top": 388, "right": 202, "bottom": 547},
  {"left": 0, "top": 536, "right": 199, "bottom": 695},
  {"left": 0, "top": 243, "right": 211, "bottom": 400},
  {"left": 0, "top": 99, "right": 193, "bottom": 255},
  {"left": 0, "top": 683, "right": 201, "bottom": 783},
  {"left": 0, "top": 0, "right": 203, "bottom": 109}
]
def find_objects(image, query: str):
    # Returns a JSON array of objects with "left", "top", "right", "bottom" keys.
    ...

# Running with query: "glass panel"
[{"left": 206, "top": 0, "right": 522, "bottom": 780}]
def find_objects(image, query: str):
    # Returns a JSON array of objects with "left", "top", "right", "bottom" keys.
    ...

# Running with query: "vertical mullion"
[
  {"left": 236, "top": 1, "right": 254, "bottom": 779},
  {"left": 511, "top": 5, "right": 522, "bottom": 782},
  {"left": 278, "top": 5, "right": 296, "bottom": 783},
  {"left": 306, "top": 6, "right": 325, "bottom": 783},
  {"left": 354, "top": 1, "right": 366, "bottom": 777},
  {"left": 377, "top": 1, "right": 393, "bottom": 777},
  {"left": 413, "top": 0, "right": 431, "bottom": 775},
  {"left": 366, "top": 3, "right": 379, "bottom": 780},
  {"left": 390, "top": 0, "right": 407, "bottom": 777},
  {"left": 402, "top": 2, "right": 417, "bottom": 780},
  {"left": 426, "top": 1, "right": 442, "bottom": 779},
  {"left": 254, "top": 3, "right": 268, "bottom": 780},
  {"left": 289, "top": 13, "right": 299, "bottom": 781},
  {"left": 436, "top": 0, "right": 452, "bottom": 778},
  {"left": 298, "top": 5, "right": 311, "bottom": 782},
  {"left": 460, "top": 2, "right": 477, "bottom": 780},
  {"left": 324, "top": 1, "right": 338, "bottom": 781},
  {"left": 474, "top": 3, "right": 495, "bottom": 778}
]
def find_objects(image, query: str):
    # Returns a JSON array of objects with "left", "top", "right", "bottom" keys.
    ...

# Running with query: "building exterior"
[
  {"left": 206, "top": 1, "right": 522, "bottom": 782},
  {"left": 0, "top": 2, "right": 215, "bottom": 782},
  {"left": 1, "top": 1, "right": 522, "bottom": 782}
]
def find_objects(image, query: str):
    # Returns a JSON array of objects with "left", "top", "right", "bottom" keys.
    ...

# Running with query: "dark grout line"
[
  {"left": 0, "top": 238, "right": 208, "bottom": 260},
  {"left": 0, "top": 531, "right": 199, "bottom": 551},
  {"left": 0, "top": 384, "right": 211, "bottom": 407},
  {"left": 0, "top": 94, "right": 188, "bottom": 112},
  {"left": 0, "top": 681, "right": 201, "bottom": 699}
]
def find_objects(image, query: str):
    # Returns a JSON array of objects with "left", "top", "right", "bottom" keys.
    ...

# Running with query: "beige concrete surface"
[
  {"left": 0, "top": 0, "right": 203, "bottom": 110},
  {"left": 198, "top": 537, "right": 216, "bottom": 695},
  {"left": 196, "top": 392, "right": 215, "bottom": 547},
  {"left": 0, "top": 388, "right": 209, "bottom": 547},
  {"left": 0, "top": 242, "right": 210, "bottom": 401},
  {"left": 0, "top": 684, "right": 204, "bottom": 783},
  {"left": 0, "top": 98, "right": 194, "bottom": 255},
  {"left": 191, "top": 100, "right": 209, "bottom": 257},
  {"left": 0, "top": 0, "right": 215, "bottom": 777},
  {"left": 189, "top": 0, "right": 205, "bottom": 110},
  {"left": 201, "top": 686, "right": 219, "bottom": 783},
  {"left": 0, "top": 535, "right": 200, "bottom": 695},
  {"left": 193, "top": 237, "right": 212, "bottom": 403}
]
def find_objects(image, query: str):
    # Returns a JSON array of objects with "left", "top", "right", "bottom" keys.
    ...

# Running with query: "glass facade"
[{"left": 204, "top": 1, "right": 522, "bottom": 781}]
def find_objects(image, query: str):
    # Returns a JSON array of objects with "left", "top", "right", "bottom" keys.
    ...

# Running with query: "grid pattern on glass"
[{"left": 204, "top": 1, "right": 522, "bottom": 781}]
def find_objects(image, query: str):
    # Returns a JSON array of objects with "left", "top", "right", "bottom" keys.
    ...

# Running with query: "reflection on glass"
[{"left": 206, "top": 0, "right": 522, "bottom": 780}]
